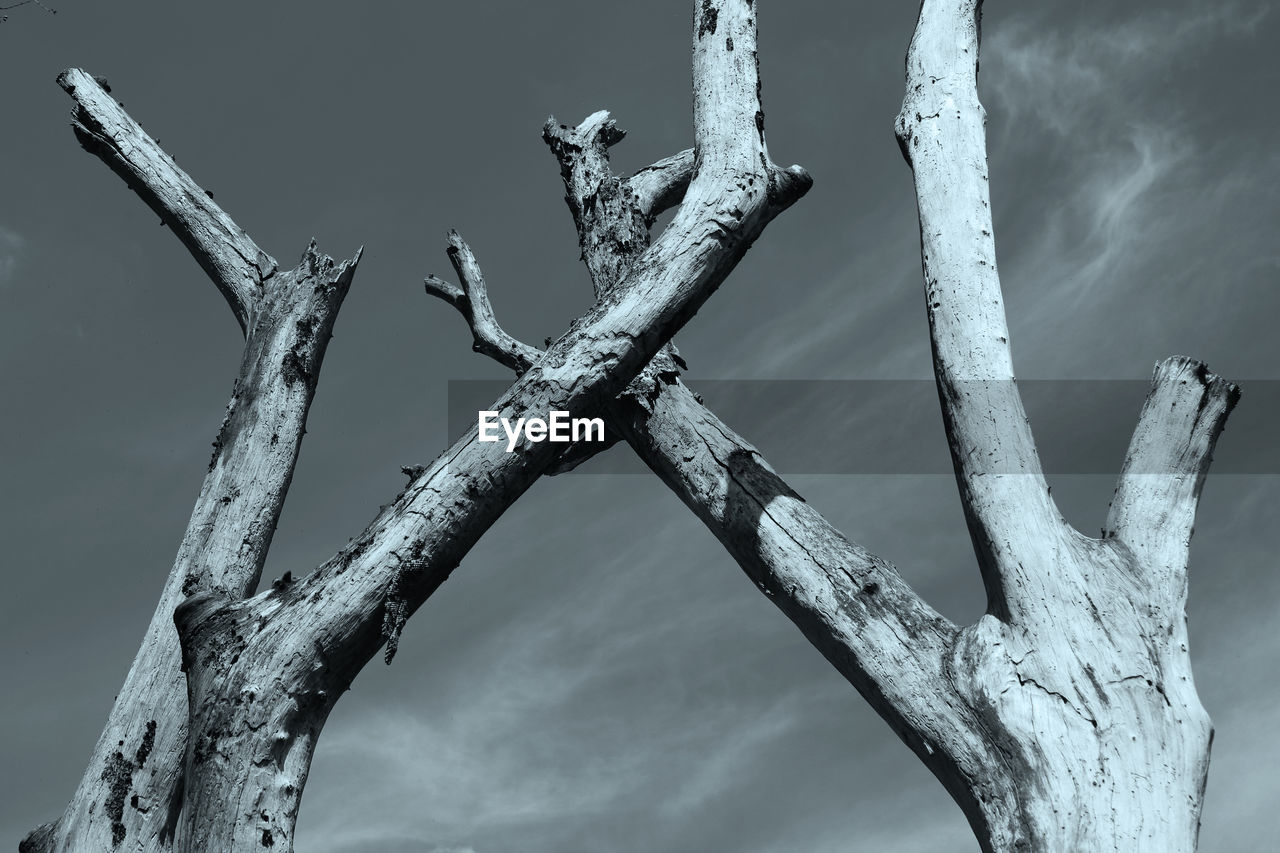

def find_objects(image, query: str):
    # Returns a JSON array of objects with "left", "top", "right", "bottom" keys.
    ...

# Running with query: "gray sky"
[{"left": 2, "top": 1, "right": 1277, "bottom": 851}]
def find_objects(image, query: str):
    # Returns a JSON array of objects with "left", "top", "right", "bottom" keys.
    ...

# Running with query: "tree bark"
[
  {"left": 439, "top": 3, "right": 1238, "bottom": 848},
  {"left": 895, "top": 4, "right": 1235, "bottom": 845},
  {"left": 162, "top": 2, "right": 809, "bottom": 849},
  {"left": 24, "top": 71, "right": 360, "bottom": 853}
]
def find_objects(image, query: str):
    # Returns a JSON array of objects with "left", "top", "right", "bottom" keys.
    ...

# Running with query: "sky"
[{"left": 1, "top": 1, "right": 1277, "bottom": 851}]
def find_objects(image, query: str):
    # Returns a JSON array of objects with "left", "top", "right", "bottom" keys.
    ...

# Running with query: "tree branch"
[
  {"left": 424, "top": 231, "right": 540, "bottom": 374},
  {"left": 57, "top": 68, "right": 275, "bottom": 333},
  {"left": 538, "top": 113, "right": 693, "bottom": 473},
  {"left": 893, "top": 1, "right": 1070, "bottom": 623},
  {"left": 424, "top": 238, "right": 627, "bottom": 476},
  {"left": 629, "top": 149, "right": 695, "bottom": 223},
  {"left": 170, "top": 3, "right": 810, "bottom": 848},
  {"left": 543, "top": 111, "right": 651, "bottom": 299},
  {"left": 528, "top": 6, "right": 1239, "bottom": 849},
  {"left": 1105, "top": 356, "right": 1240, "bottom": 598},
  {"left": 886, "top": 6, "right": 1231, "bottom": 848},
  {"left": 455, "top": 5, "right": 1238, "bottom": 851}
]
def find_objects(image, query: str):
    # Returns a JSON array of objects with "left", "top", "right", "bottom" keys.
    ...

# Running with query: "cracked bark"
[
  {"left": 893, "top": 3, "right": 1236, "bottom": 849},
  {"left": 24, "top": 71, "right": 360, "bottom": 853},
  {"left": 158, "top": 2, "right": 809, "bottom": 850},
  {"left": 434, "top": 3, "right": 1238, "bottom": 849}
]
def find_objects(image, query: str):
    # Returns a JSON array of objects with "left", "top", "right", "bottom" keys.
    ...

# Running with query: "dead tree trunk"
[
  {"left": 25, "top": 3, "right": 809, "bottom": 851},
  {"left": 887, "top": 3, "right": 1232, "bottom": 847},
  {"left": 23, "top": 70, "right": 362, "bottom": 853},
  {"left": 436, "top": 3, "right": 1238, "bottom": 850}
]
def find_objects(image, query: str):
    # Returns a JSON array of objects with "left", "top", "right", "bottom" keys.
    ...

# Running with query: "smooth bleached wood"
[
  {"left": 893, "top": 2, "right": 1238, "bottom": 850},
  {"left": 894, "top": 2, "right": 1069, "bottom": 623},
  {"left": 57, "top": 69, "right": 275, "bottom": 334}
]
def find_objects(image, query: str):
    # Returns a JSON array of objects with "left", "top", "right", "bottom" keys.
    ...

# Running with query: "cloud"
[
  {"left": 984, "top": 3, "right": 1268, "bottom": 136},
  {"left": 294, "top": 479, "right": 832, "bottom": 852},
  {"left": 716, "top": 2, "right": 1273, "bottom": 384},
  {"left": 1010, "top": 125, "right": 1191, "bottom": 314},
  {"left": 654, "top": 691, "right": 808, "bottom": 820},
  {"left": 969, "top": 1, "right": 1278, "bottom": 376}
]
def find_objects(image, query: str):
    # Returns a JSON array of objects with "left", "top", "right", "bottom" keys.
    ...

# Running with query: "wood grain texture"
[
  {"left": 57, "top": 69, "right": 276, "bottom": 334},
  {"left": 167, "top": 3, "right": 810, "bottom": 849},
  {"left": 893, "top": 3, "right": 1237, "bottom": 849},
  {"left": 26, "top": 73, "right": 361, "bottom": 853},
  {"left": 509, "top": 3, "right": 1241, "bottom": 851}
]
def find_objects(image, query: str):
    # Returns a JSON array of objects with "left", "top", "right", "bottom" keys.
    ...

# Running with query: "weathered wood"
[
  {"left": 57, "top": 69, "right": 275, "bottom": 334},
  {"left": 166, "top": 3, "right": 809, "bottom": 849},
  {"left": 531, "top": 94, "right": 1033, "bottom": 853},
  {"left": 514, "top": 3, "right": 1237, "bottom": 849},
  {"left": 894, "top": 2, "right": 1236, "bottom": 849},
  {"left": 527, "top": 2, "right": 1240, "bottom": 849},
  {"left": 419, "top": 91, "right": 1011, "bottom": 853},
  {"left": 24, "top": 73, "right": 360, "bottom": 853},
  {"left": 1106, "top": 356, "right": 1242, "bottom": 602},
  {"left": 628, "top": 148, "right": 696, "bottom": 225},
  {"left": 894, "top": 4, "right": 1068, "bottom": 623},
  {"left": 424, "top": 231, "right": 535, "bottom": 373}
]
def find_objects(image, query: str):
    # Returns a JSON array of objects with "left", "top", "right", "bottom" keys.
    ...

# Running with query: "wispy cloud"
[
  {"left": 976, "top": 1, "right": 1276, "bottom": 376},
  {"left": 985, "top": 3, "right": 1268, "bottom": 136},
  {"left": 296, "top": 482, "right": 832, "bottom": 852},
  {"left": 719, "top": 3, "right": 1273, "bottom": 383}
]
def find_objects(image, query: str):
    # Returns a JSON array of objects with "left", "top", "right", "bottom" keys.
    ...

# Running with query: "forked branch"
[
  {"left": 27, "top": 70, "right": 361, "bottom": 853},
  {"left": 893, "top": 0, "right": 1238, "bottom": 620},
  {"left": 889, "top": 3, "right": 1233, "bottom": 849},
  {"left": 424, "top": 231, "right": 540, "bottom": 373},
  {"left": 1106, "top": 357, "right": 1239, "bottom": 598}
]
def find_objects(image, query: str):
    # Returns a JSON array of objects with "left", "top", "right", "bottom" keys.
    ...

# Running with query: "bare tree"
[
  {"left": 22, "top": 1, "right": 1237, "bottom": 852},
  {"left": 23, "top": 2, "right": 809, "bottom": 850}
]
